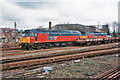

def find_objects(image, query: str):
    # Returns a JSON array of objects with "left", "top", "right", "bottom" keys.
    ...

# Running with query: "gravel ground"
[{"left": 11, "top": 54, "right": 119, "bottom": 78}]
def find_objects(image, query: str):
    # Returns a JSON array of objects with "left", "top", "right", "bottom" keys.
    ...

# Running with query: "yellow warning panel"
[{"left": 21, "top": 37, "right": 30, "bottom": 43}]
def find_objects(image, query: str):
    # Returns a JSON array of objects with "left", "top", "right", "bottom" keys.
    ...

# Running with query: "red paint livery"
[
  {"left": 37, "top": 33, "right": 79, "bottom": 43},
  {"left": 38, "top": 33, "right": 49, "bottom": 43},
  {"left": 30, "top": 37, "right": 35, "bottom": 43}
]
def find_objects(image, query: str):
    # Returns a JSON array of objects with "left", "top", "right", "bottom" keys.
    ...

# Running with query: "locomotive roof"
[
  {"left": 25, "top": 30, "right": 81, "bottom": 34},
  {"left": 86, "top": 32, "right": 107, "bottom": 34}
]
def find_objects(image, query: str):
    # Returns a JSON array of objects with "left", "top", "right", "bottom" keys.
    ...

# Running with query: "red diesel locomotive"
[{"left": 21, "top": 30, "right": 81, "bottom": 49}]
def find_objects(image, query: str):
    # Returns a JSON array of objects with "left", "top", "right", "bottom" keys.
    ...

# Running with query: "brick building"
[{"left": 0, "top": 28, "right": 23, "bottom": 43}]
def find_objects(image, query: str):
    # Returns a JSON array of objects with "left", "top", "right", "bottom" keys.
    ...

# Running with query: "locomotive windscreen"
[{"left": 22, "top": 30, "right": 30, "bottom": 37}]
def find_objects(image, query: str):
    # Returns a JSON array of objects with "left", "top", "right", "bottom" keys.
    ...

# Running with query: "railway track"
[
  {"left": 2, "top": 47, "right": 21, "bottom": 51},
  {"left": 2, "top": 48, "right": 119, "bottom": 71},
  {"left": 2, "top": 46, "right": 80, "bottom": 57},
  {"left": 95, "top": 66, "right": 120, "bottom": 79},
  {"left": 1, "top": 43, "right": 119, "bottom": 63},
  {"left": 1, "top": 47, "right": 78, "bottom": 56},
  {"left": 2, "top": 50, "right": 23, "bottom": 54}
]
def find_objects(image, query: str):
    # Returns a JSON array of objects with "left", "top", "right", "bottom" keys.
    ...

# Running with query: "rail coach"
[{"left": 21, "top": 30, "right": 81, "bottom": 49}]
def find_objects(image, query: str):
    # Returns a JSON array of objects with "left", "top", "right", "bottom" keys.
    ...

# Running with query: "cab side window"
[
  {"left": 22, "top": 33, "right": 25, "bottom": 37},
  {"left": 30, "top": 33, "right": 34, "bottom": 36},
  {"left": 35, "top": 33, "right": 37, "bottom": 36}
]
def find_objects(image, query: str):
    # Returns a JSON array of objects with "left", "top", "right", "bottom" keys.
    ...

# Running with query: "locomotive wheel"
[
  {"left": 22, "top": 46, "right": 26, "bottom": 50},
  {"left": 27, "top": 47, "right": 32, "bottom": 50},
  {"left": 37, "top": 45, "right": 41, "bottom": 49},
  {"left": 97, "top": 42, "right": 101, "bottom": 45},
  {"left": 79, "top": 43, "right": 83, "bottom": 46},
  {"left": 45, "top": 43, "right": 52, "bottom": 49},
  {"left": 61, "top": 43, "right": 67, "bottom": 47},
  {"left": 55, "top": 43, "right": 60, "bottom": 47},
  {"left": 87, "top": 42, "right": 90, "bottom": 46},
  {"left": 105, "top": 41, "right": 108, "bottom": 44},
  {"left": 67, "top": 42, "right": 73, "bottom": 46},
  {"left": 41, "top": 44, "right": 46, "bottom": 49},
  {"left": 116, "top": 40, "right": 119, "bottom": 42},
  {"left": 49, "top": 43, "right": 53, "bottom": 48}
]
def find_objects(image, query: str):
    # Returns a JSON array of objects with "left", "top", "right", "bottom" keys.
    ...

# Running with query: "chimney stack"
[
  {"left": 49, "top": 21, "right": 52, "bottom": 30},
  {"left": 14, "top": 22, "right": 17, "bottom": 29}
]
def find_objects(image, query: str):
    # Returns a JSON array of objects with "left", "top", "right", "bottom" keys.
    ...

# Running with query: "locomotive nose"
[{"left": 21, "top": 37, "right": 30, "bottom": 43}]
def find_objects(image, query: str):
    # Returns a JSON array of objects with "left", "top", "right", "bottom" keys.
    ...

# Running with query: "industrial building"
[
  {"left": 52, "top": 24, "right": 96, "bottom": 34},
  {"left": 91, "top": 25, "right": 110, "bottom": 34},
  {"left": 52, "top": 23, "right": 110, "bottom": 35}
]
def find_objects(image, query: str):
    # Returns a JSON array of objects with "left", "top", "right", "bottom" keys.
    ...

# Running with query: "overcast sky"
[{"left": 0, "top": 0, "right": 119, "bottom": 30}]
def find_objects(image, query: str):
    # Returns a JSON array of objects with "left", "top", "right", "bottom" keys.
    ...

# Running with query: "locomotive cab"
[
  {"left": 21, "top": 30, "right": 36, "bottom": 43},
  {"left": 21, "top": 31, "right": 30, "bottom": 43}
]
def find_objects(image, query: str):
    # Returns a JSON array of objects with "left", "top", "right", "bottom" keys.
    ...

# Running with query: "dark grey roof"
[{"left": 52, "top": 24, "right": 96, "bottom": 33}]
